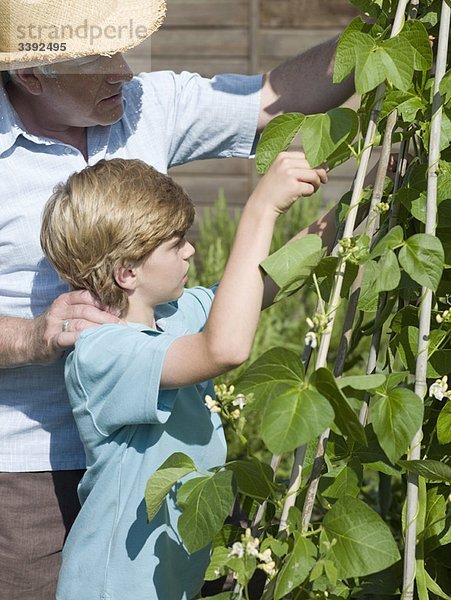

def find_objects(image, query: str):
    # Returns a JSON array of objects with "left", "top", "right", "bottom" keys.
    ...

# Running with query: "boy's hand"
[{"left": 250, "top": 152, "right": 328, "bottom": 215}]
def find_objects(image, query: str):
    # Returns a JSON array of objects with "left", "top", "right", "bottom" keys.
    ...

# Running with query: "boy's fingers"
[{"left": 315, "top": 167, "right": 328, "bottom": 183}]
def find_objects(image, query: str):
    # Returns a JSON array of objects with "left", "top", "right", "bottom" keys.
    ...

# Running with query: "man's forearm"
[
  {"left": 0, "top": 316, "right": 41, "bottom": 367},
  {"left": 258, "top": 35, "right": 354, "bottom": 131}
]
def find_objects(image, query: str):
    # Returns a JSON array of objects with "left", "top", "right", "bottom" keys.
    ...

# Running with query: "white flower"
[
  {"left": 436, "top": 309, "right": 451, "bottom": 324},
  {"left": 231, "top": 409, "right": 241, "bottom": 420},
  {"left": 306, "top": 317, "right": 314, "bottom": 329},
  {"left": 429, "top": 376, "right": 449, "bottom": 401},
  {"left": 257, "top": 548, "right": 272, "bottom": 563},
  {"left": 258, "top": 560, "right": 276, "bottom": 577},
  {"left": 246, "top": 538, "right": 260, "bottom": 557},
  {"left": 204, "top": 395, "right": 221, "bottom": 413},
  {"left": 228, "top": 542, "right": 244, "bottom": 559},
  {"left": 305, "top": 331, "right": 318, "bottom": 348},
  {"left": 232, "top": 394, "right": 246, "bottom": 410}
]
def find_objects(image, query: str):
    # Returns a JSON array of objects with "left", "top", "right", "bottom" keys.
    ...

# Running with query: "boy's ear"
[{"left": 114, "top": 263, "right": 137, "bottom": 291}]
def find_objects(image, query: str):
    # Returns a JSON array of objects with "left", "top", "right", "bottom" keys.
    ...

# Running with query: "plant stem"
[{"left": 402, "top": 4, "right": 451, "bottom": 598}]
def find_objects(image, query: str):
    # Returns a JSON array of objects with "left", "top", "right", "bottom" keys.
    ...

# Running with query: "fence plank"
[
  {"left": 170, "top": 158, "right": 251, "bottom": 176},
  {"left": 149, "top": 29, "right": 248, "bottom": 57},
  {"left": 164, "top": 1, "right": 249, "bottom": 28},
  {"left": 172, "top": 175, "right": 250, "bottom": 206},
  {"left": 127, "top": 57, "right": 250, "bottom": 77},
  {"left": 259, "top": 29, "right": 341, "bottom": 58},
  {"left": 261, "top": 0, "right": 359, "bottom": 29}
]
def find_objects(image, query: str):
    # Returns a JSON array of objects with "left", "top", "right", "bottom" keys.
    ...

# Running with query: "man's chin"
[{"left": 96, "top": 105, "right": 125, "bottom": 126}]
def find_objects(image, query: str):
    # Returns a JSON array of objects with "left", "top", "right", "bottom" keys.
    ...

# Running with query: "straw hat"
[{"left": 0, "top": 0, "right": 166, "bottom": 70}]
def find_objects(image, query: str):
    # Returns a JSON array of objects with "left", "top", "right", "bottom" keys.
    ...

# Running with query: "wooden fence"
[{"left": 125, "top": 0, "right": 361, "bottom": 228}]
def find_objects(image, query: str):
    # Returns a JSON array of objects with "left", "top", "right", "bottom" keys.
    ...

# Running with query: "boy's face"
[{"left": 133, "top": 235, "right": 195, "bottom": 307}]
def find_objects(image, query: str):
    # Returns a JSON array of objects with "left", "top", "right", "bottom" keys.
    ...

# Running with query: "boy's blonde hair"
[{"left": 41, "top": 158, "right": 195, "bottom": 314}]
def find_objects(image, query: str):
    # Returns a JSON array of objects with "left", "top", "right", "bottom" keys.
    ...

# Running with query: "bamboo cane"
[
  {"left": 402, "top": 4, "right": 451, "bottom": 597},
  {"left": 301, "top": 108, "right": 400, "bottom": 531},
  {"left": 278, "top": 0, "right": 410, "bottom": 533},
  {"left": 359, "top": 136, "right": 410, "bottom": 426}
]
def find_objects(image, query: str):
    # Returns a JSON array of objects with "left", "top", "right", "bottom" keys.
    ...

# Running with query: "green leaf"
[
  {"left": 440, "top": 108, "right": 451, "bottom": 152},
  {"left": 204, "top": 546, "right": 229, "bottom": 580},
  {"left": 370, "top": 225, "right": 404, "bottom": 259},
  {"left": 261, "top": 383, "right": 334, "bottom": 455},
  {"left": 274, "top": 536, "right": 317, "bottom": 600},
  {"left": 354, "top": 425, "right": 402, "bottom": 476},
  {"left": 376, "top": 371, "right": 408, "bottom": 393},
  {"left": 256, "top": 113, "right": 304, "bottom": 174},
  {"left": 226, "top": 458, "right": 274, "bottom": 501},
  {"left": 370, "top": 388, "right": 424, "bottom": 464},
  {"left": 381, "top": 91, "right": 425, "bottom": 123},
  {"left": 398, "top": 187, "right": 427, "bottom": 223},
  {"left": 351, "top": 21, "right": 431, "bottom": 95},
  {"left": 338, "top": 373, "right": 386, "bottom": 390},
  {"left": 310, "top": 368, "right": 367, "bottom": 445},
  {"left": 398, "top": 21, "right": 433, "bottom": 71},
  {"left": 349, "top": 0, "right": 393, "bottom": 18},
  {"left": 177, "top": 470, "right": 236, "bottom": 553},
  {"left": 437, "top": 402, "right": 451, "bottom": 445},
  {"left": 322, "top": 496, "right": 401, "bottom": 578},
  {"left": 425, "top": 571, "right": 451, "bottom": 600},
  {"left": 145, "top": 452, "right": 197, "bottom": 522},
  {"left": 358, "top": 260, "right": 380, "bottom": 312},
  {"left": 398, "top": 234, "right": 444, "bottom": 290},
  {"left": 380, "top": 36, "right": 416, "bottom": 92},
  {"left": 394, "top": 325, "right": 451, "bottom": 378},
  {"left": 438, "top": 161, "right": 451, "bottom": 203},
  {"left": 236, "top": 347, "right": 304, "bottom": 409},
  {"left": 377, "top": 250, "right": 401, "bottom": 292},
  {"left": 334, "top": 17, "right": 365, "bottom": 83},
  {"left": 320, "top": 460, "right": 362, "bottom": 500},
  {"left": 440, "top": 70, "right": 451, "bottom": 105},
  {"left": 422, "top": 485, "right": 451, "bottom": 554},
  {"left": 260, "top": 235, "right": 324, "bottom": 302},
  {"left": 312, "top": 256, "right": 359, "bottom": 300},
  {"left": 352, "top": 32, "right": 386, "bottom": 95},
  {"left": 398, "top": 459, "right": 451, "bottom": 484},
  {"left": 300, "top": 108, "right": 359, "bottom": 168}
]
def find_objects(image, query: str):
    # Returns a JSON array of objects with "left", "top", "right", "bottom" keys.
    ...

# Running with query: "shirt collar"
[
  {"left": 126, "top": 321, "right": 162, "bottom": 335},
  {"left": 0, "top": 73, "right": 25, "bottom": 155}
]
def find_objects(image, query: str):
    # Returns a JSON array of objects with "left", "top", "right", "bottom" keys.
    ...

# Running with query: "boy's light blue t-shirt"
[{"left": 56, "top": 287, "right": 227, "bottom": 600}]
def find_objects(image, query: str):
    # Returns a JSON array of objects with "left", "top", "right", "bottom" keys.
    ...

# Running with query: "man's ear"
[
  {"left": 114, "top": 264, "right": 137, "bottom": 291},
  {"left": 13, "top": 68, "right": 44, "bottom": 95}
]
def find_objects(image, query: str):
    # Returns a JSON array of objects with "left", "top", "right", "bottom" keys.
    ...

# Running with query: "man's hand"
[
  {"left": 32, "top": 290, "right": 121, "bottom": 363},
  {"left": 0, "top": 290, "right": 122, "bottom": 367}
]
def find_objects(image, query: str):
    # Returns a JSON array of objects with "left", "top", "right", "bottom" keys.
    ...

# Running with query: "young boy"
[{"left": 40, "top": 154, "right": 326, "bottom": 600}]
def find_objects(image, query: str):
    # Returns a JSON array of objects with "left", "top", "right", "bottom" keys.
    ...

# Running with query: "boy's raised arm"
[{"left": 160, "top": 152, "right": 327, "bottom": 388}]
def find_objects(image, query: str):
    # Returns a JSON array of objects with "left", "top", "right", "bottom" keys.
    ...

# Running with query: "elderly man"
[{"left": 0, "top": 0, "right": 354, "bottom": 597}]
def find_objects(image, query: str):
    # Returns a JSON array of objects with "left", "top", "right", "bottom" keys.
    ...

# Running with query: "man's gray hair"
[{"left": 8, "top": 63, "right": 58, "bottom": 82}]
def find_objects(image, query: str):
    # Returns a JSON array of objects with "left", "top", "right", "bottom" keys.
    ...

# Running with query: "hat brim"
[{"left": 0, "top": 0, "right": 166, "bottom": 70}]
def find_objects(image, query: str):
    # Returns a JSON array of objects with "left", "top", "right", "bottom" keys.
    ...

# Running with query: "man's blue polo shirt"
[{"left": 57, "top": 286, "right": 227, "bottom": 600}]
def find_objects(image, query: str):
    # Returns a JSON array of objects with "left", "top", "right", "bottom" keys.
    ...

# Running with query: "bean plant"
[{"left": 146, "top": 1, "right": 451, "bottom": 598}]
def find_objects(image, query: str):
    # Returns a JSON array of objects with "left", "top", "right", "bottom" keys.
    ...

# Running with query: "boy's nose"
[{"left": 184, "top": 241, "right": 195, "bottom": 259}]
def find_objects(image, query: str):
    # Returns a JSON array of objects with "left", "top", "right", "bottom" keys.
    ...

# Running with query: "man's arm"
[
  {"left": 258, "top": 35, "right": 355, "bottom": 131},
  {"left": 0, "top": 290, "right": 120, "bottom": 368}
]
